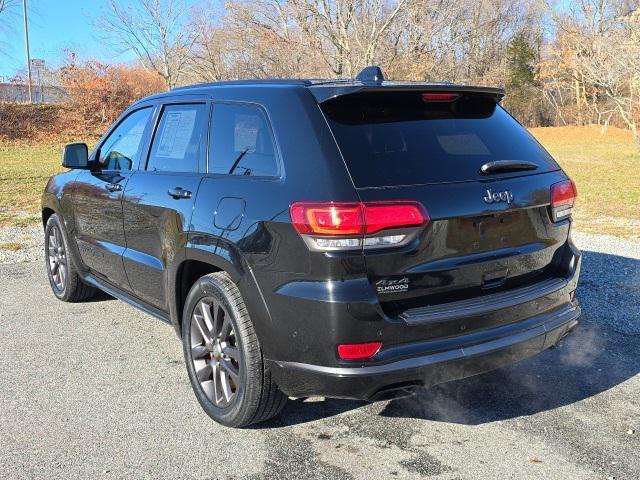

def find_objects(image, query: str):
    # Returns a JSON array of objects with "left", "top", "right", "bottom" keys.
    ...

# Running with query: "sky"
[{"left": 0, "top": 0, "right": 145, "bottom": 78}]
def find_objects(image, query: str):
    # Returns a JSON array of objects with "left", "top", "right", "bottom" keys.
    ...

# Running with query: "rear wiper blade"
[
  {"left": 480, "top": 160, "right": 538, "bottom": 175},
  {"left": 228, "top": 148, "right": 250, "bottom": 175}
]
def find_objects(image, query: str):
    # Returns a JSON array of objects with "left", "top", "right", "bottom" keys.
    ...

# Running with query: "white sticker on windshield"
[{"left": 156, "top": 110, "right": 197, "bottom": 159}]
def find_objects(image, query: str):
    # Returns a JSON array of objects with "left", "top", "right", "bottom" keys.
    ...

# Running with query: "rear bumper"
[
  {"left": 263, "top": 239, "right": 581, "bottom": 400},
  {"left": 267, "top": 303, "right": 580, "bottom": 400}
]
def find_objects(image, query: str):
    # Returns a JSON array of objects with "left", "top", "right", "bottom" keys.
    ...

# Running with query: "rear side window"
[
  {"left": 209, "top": 103, "right": 279, "bottom": 177},
  {"left": 147, "top": 104, "right": 207, "bottom": 172},
  {"left": 99, "top": 107, "right": 152, "bottom": 171},
  {"left": 321, "top": 92, "right": 559, "bottom": 187}
]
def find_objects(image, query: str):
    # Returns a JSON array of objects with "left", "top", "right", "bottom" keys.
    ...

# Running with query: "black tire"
[
  {"left": 44, "top": 214, "right": 97, "bottom": 302},
  {"left": 182, "top": 271, "right": 287, "bottom": 427}
]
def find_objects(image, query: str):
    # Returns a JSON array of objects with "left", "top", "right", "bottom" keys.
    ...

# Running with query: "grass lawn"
[
  {"left": 530, "top": 126, "right": 639, "bottom": 238},
  {"left": 0, "top": 139, "right": 97, "bottom": 227},
  {"left": 0, "top": 143, "right": 63, "bottom": 227},
  {"left": 0, "top": 126, "right": 638, "bottom": 237},
  {"left": 0, "top": 143, "right": 66, "bottom": 227}
]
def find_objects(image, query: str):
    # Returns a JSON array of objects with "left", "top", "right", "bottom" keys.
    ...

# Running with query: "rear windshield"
[{"left": 321, "top": 92, "right": 559, "bottom": 188}]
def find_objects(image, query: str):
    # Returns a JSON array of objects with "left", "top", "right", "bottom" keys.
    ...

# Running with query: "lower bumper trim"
[
  {"left": 267, "top": 304, "right": 580, "bottom": 400},
  {"left": 400, "top": 277, "right": 568, "bottom": 325}
]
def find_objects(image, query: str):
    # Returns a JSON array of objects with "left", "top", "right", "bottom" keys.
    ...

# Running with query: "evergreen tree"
[{"left": 505, "top": 33, "right": 540, "bottom": 124}]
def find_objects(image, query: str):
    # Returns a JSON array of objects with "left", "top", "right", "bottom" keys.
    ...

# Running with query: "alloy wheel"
[
  {"left": 48, "top": 225, "right": 67, "bottom": 292},
  {"left": 190, "top": 299, "right": 241, "bottom": 407}
]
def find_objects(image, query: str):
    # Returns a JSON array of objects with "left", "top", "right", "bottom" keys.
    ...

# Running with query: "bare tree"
[
  {"left": 126, "top": 0, "right": 638, "bottom": 139},
  {"left": 285, "top": 0, "right": 412, "bottom": 76},
  {"left": 546, "top": 0, "right": 640, "bottom": 145},
  {"left": 188, "top": 0, "right": 546, "bottom": 87},
  {"left": 223, "top": 0, "right": 413, "bottom": 78},
  {"left": 0, "top": 0, "right": 20, "bottom": 16},
  {"left": 195, "top": 1, "right": 324, "bottom": 80},
  {"left": 186, "top": 14, "right": 227, "bottom": 82},
  {"left": 0, "top": 0, "right": 20, "bottom": 59},
  {"left": 582, "top": 7, "right": 640, "bottom": 144},
  {"left": 99, "top": 0, "right": 198, "bottom": 89},
  {"left": 0, "top": 1, "right": 19, "bottom": 31}
]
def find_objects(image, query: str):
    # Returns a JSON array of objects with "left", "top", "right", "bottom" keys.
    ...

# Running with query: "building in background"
[{"left": 0, "top": 65, "right": 66, "bottom": 104}]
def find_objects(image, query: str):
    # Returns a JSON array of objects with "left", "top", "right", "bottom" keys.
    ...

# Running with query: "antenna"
[{"left": 356, "top": 66, "right": 385, "bottom": 84}]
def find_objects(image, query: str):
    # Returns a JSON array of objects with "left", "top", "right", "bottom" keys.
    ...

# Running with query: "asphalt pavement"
[{"left": 1, "top": 236, "right": 639, "bottom": 480}]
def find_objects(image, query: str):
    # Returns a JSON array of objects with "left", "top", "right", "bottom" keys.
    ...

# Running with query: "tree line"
[{"left": 4, "top": 0, "right": 640, "bottom": 144}]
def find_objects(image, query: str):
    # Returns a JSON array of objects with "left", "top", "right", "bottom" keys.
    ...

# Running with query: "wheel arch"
[
  {"left": 41, "top": 194, "right": 87, "bottom": 278},
  {"left": 42, "top": 207, "right": 56, "bottom": 230},
  {"left": 172, "top": 258, "right": 223, "bottom": 336},
  {"left": 41, "top": 189, "right": 60, "bottom": 229},
  {"left": 171, "top": 242, "right": 275, "bottom": 353}
]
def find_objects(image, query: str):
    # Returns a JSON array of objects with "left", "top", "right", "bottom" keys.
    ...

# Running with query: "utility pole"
[{"left": 22, "top": 0, "right": 33, "bottom": 104}]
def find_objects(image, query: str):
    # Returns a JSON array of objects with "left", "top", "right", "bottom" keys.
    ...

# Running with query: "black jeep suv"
[{"left": 42, "top": 67, "right": 581, "bottom": 427}]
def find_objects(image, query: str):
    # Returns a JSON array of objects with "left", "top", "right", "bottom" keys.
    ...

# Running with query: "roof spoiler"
[{"left": 309, "top": 66, "right": 505, "bottom": 104}]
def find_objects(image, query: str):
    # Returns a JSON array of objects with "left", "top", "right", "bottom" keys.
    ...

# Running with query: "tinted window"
[
  {"left": 147, "top": 104, "right": 207, "bottom": 172},
  {"left": 210, "top": 104, "right": 278, "bottom": 177},
  {"left": 99, "top": 107, "right": 152, "bottom": 171},
  {"left": 321, "top": 92, "right": 559, "bottom": 187}
]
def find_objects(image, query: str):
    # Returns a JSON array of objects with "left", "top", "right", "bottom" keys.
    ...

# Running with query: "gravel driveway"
[{"left": 0, "top": 229, "right": 638, "bottom": 479}]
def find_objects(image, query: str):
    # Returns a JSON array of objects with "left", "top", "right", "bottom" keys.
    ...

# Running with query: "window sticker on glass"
[{"left": 156, "top": 110, "right": 197, "bottom": 159}]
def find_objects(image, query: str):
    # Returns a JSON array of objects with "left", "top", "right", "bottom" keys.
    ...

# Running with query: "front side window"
[
  {"left": 99, "top": 107, "right": 152, "bottom": 171},
  {"left": 209, "top": 104, "right": 279, "bottom": 177},
  {"left": 147, "top": 104, "right": 208, "bottom": 173}
]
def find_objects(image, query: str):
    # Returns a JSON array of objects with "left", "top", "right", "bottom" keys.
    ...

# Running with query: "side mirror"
[
  {"left": 119, "top": 157, "right": 132, "bottom": 171},
  {"left": 61, "top": 143, "right": 89, "bottom": 169}
]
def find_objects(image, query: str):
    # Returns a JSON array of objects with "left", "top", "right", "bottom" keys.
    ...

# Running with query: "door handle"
[
  {"left": 168, "top": 187, "right": 192, "bottom": 199},
  {"left": 105, "top": 183, "right": 122, "bottom": 192}
]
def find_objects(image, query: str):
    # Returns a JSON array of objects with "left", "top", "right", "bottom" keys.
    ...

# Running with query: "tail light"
[
  {"left": 337, "top": 341, "right": 381, "bottom": 360},
  {"left": 422, "top": 92, "right": 460, "bottom": 102},
  {"left": 550, "top": 180, "right": 577, "bottom": 222},
  {"left": 290, "top": 201, "right": 428, "bottom": 251}
]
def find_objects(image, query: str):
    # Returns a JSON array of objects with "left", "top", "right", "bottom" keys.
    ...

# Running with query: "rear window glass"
[
  {"left": 321, "top": 92, "right": 558, "bottom": 187},
  {"left": 210, "top": 103, "right": 279, "bottom": 177}
]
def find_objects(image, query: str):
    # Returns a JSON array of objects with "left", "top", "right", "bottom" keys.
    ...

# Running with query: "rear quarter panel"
[{"left": 185, "top": 85, "right": 365, "bottom": 359}]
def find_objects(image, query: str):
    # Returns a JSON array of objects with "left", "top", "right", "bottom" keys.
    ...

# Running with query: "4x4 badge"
[{"left": 483, "top": 188, "right": 514, "bottom": 204}]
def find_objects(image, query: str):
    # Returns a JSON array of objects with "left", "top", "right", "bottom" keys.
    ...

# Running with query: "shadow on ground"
[
  {"left": 84, "top": 290, "right": 115, "bottom": 302},
  {"left": 262, "top": 249, "right": 640, "bottom": 427},
  {"left": 380, "top": 321, "right": 638, "bottom": 425}
]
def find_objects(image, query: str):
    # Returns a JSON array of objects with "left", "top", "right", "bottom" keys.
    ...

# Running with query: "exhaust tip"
[{"left": 368, "top": 383, "right": 421, "bottom": 402}]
